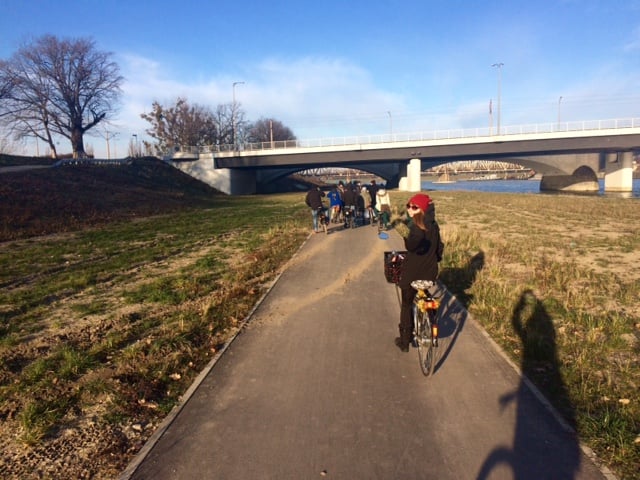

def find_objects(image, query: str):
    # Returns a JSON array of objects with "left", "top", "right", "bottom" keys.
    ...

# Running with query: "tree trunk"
[{"left": 71, "top": 126, "right": 85, "bottom": 159}]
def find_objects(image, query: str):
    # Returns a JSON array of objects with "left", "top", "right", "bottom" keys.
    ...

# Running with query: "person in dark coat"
[
  {"left": 367, "top": 179, "right": 379, "bottom": 210},
  {"left": 341, "top": 183, "right": 358, "bottom": 228},
  {"left": 305, "top": 186, "right": 326, "bottom": 233},
  {"left": 395, "top": 193, "right": 441, "bottom": 352}
]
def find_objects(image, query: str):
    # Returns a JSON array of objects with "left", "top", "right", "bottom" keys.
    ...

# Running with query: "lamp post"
[
  {"left": 105, "top": 131, "right": 118, "bottom": 159},
  {"left": 232, "top": 81, "right": 244, "bottom": 147},
  {"left": 387, "top": 111, "right": 393, "bottom": 138},
  {"left": 132, "top": 133, "right": 138, "bottom": 157},
  {"left": 492, "top": 62, "right": 504, "bottom": 135},
  {"left": 557, "top": 96, "right": 563, "bottom": 130}
]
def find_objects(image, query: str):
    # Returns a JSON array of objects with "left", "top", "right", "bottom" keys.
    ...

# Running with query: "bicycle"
[
  {"left": 367, "top": 205, "right": 377, "bottom": 227},
  {"left": 343, "top": 205, "right": 356, "bottom": 229},
  {"left": 316, "top": 206, "right": 329, "bottom": 234},
  {"left": 410, "top": 279, "right": 440, "bottom": 376},
  {"left": 377, "top": 208, "right": 390, "bottom": 233}
]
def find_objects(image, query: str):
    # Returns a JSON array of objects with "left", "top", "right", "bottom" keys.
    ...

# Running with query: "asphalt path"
[{"left": 122, "top": 220, "right": 612, "bottom": 480}]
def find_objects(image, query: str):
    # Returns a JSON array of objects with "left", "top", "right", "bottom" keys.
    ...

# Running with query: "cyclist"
[
  {"left": 304, "top": 185, "right": 326, "bottom": 233},
  {"left": 395, "top": 193, "right": 442, "bottom": 352},
  {"left": 375, "top": 186, "right": 392, "bottom": 230},
  {"left": 341, "top": 183, "right": 358, "bottom": 228},
  {"left": 356, "top": 185, "right": 367, "bottom": 225},
  {"left": 365, "top": 179, "right": 379, "bottom": 223},
  {"left": 327, "top": 186, "right": 342, "bottom": 224}
]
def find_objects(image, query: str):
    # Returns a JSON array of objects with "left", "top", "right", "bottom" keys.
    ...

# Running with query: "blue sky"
[{"left": 2, "top": 0, "right": 639, "bottom": 157}]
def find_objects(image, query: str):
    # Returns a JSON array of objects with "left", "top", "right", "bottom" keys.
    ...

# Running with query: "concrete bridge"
[{"left": 166, "top": 118, "right": 640, "bottom": 195}]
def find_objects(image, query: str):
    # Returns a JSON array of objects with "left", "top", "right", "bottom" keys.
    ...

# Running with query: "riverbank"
[{"left": 0, "top": 164, "right": 637, "bottom": 478}]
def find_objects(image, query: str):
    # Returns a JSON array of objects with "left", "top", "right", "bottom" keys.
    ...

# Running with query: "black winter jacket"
[
  {"left": 305, "top": 188, "right": 325, "bottom": 209},
  {"left": 399, "top": 221, "right": 440, "bottom": 289}
]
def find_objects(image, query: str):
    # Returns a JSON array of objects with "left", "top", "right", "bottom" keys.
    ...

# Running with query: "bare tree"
[
  {"left": 0, "top": 35, "right": 123, "bottom": 158},
  {"left": 246, "top": 117, "right": 296, "bottom": 144},
  {"left": 0, "top": 61, "right": 14, "bottom": 101},
  {"left": 142, "top": 98, "right": 244, "bottom": 154}
]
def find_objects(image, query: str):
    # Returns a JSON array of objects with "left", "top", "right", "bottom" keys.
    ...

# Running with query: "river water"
[{"left": 421, "top": 178, "right": 640, "bottom": 198}]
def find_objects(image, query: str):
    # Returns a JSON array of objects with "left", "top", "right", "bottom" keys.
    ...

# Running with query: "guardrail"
[
  {"left": 53, "top": 158, "right": 134, "bottom": 167},
  {"left": 172, "top": 117, "right": 640, "bottom": 156}
]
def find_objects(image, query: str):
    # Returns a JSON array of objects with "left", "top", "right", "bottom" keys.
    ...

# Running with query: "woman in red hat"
[{"left": 395, "top": 193, "right": 442, "bottom": 352}]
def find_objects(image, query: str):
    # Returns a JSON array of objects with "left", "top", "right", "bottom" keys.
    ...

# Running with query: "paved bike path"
[{"left": 122, "top": 223, "right": 612, "bottom": 480}]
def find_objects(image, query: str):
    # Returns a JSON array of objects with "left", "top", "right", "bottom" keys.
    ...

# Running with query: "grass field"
[{"left": 0, "top": 160, "right": 638, "bottom": 479}]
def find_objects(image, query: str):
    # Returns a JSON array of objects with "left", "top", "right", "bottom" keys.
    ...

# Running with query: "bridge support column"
[
  {"left": 398, "top": 158, "right": 422, "bottom": 192},
  {"left": 604, "top": 152, "right": 634, "bottom": 193},
  {"left": 167, "top": 155, "right": 256, "bottom": 195}
]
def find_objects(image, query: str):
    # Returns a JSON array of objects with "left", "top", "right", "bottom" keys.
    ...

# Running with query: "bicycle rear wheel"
[{"left": 417, "top": 309, "right": 437, "bottom": 376}]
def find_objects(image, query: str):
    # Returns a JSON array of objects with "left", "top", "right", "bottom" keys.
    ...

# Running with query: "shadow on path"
[
  {"left": 433, "top": 251, "right": 485, "bottom": 373},
  {"left": 476, "top": 289, "right": 581, "bottom": 480},
  {"left": 438, "top": 250, "right": 485, "bottom": 309}
]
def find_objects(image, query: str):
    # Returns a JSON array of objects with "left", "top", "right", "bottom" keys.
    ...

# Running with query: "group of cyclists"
[{"left": 305, "top": 179, "right": 392, "bottom": 233}]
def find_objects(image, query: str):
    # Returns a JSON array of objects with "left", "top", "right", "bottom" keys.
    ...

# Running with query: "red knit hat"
[{"left": 407, "top": 193, "right": 431, "bottom": 212}]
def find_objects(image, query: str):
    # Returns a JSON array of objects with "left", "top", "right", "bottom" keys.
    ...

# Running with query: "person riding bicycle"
[
  {"left": 375, "top": 187, "right": 392, "bottom": 230},
  {"left": 341, "top": 183, "right": 358, "bottom": 228},
  {"left": 327, "top": 186, "right": 342, "bottom": 223},
  {"left": 395, "top": 193, "right": 442, "bottom": 352},
  {"left": 305, "top": 185, "right": 326, "bottom": 233}
]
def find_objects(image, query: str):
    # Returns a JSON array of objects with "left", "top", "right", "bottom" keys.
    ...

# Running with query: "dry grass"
[
  {"left": 390, "top": 190, "right": 639, "bottom": 479},
  {"left": 0, "top": 162, "right": 638, "bottom": 478}
]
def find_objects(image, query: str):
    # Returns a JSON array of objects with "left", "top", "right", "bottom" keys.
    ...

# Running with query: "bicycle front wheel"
[{"left": 417, "top": 309, "right": 437, "bottom": 376}]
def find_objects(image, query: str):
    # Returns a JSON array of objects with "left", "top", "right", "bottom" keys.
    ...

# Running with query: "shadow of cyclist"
[
  {"left": 438, "top": 250, "right": 485, "bottom": 310},
  {"left": 476, "top": 289, "right": 580, "bottom": 480},
  {"left": 432, "top": 251, "right": 485, "bottom": 371}
]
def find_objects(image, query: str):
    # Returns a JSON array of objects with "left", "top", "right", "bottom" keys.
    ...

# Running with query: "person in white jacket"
[{"left": 375, "top": 187, "right": 392, "bottom": 229}]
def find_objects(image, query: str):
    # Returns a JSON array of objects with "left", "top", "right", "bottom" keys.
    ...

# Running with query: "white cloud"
[
  {"left": 105, "top": 54, "right": 408, "bottom": 155},
  {"left": 623, "top": 25, "right": 640, "bottom": 52}
]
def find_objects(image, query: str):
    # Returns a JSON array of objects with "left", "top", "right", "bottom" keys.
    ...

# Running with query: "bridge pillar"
[
  {"left": 604, "top": 151, "right": 634, "bottom": 192},
  {"left": 167, "top": 155, "right": 256, "bottom": 195},
  {"left": 398, "top": 158, "right": 422, "bottom": 192}
]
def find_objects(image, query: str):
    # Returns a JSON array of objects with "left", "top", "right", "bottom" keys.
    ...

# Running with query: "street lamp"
[
  {"left": 106, "top": 131, "right": 118, "bottom": 159},
  {"left": 387, "top": 111, "right": 393, "bottom": 138},
  {"left": 492, "top": 62, "right": 504, "bottom": 135},
  {"left": 557, "top": 96, "right": 563, "bottom": 130},
  {"left": 132, "top": 134, "right": 139, "bottom": 157},
  {"left": 232, "top": 81, "right": 245, "bottom": 147}
]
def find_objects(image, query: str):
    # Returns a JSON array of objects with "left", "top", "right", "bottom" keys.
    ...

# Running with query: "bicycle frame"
[{"left": 411, "top": 280, "right": 440, "bottom": 376}]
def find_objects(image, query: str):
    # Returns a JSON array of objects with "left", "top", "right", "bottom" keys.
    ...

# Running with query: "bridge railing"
[{"left": 175, "top": 117, "right": 640, "bottom": 155}]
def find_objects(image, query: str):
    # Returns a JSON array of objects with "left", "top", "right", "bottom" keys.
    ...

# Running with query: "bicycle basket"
[{"left": 383, "top": 251, "right": 407, "bottom": 284}]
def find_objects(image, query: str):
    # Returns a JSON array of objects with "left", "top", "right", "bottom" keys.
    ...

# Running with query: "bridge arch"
[{"left": 254, "top": 162, "right": 409, "bottom": 192}]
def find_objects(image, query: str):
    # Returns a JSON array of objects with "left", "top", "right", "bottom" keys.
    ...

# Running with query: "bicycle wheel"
[{"left": 417, "top": 308, "right": 437, "bottom": 376}]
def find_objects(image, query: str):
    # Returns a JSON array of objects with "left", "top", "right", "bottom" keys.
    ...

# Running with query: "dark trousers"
[{"left": 398, "top": 287, "right": 415, "bottom": 347}]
